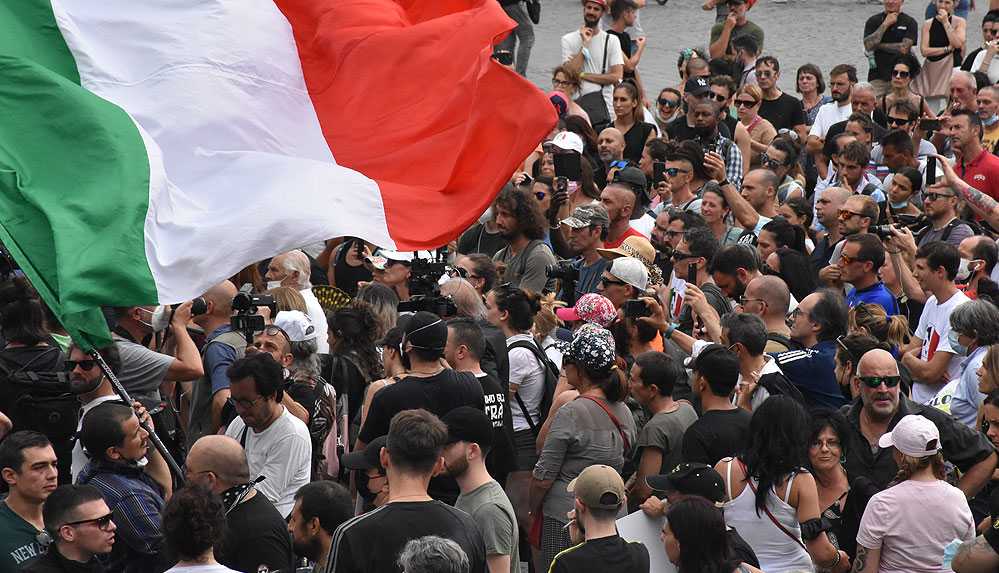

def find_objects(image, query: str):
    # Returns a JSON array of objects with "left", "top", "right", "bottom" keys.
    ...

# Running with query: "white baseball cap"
[
  {"left": 548, "top": 131, "right": 584, "bottom": 154},
  {"left": 878, "top": 415, "right": 941, "bottom": 458},
  {"left": 609, "top": 257, "right": 649, "bottom": 291},
  {"left": 274, "top": 310, "right": 319, "bottom": 342},
  {"left": 366, "top": 249, "right": 434, "bottom": 270}
]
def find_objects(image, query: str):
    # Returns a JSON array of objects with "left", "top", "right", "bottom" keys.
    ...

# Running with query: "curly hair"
[
  {"left": 742, "top": 395, "right": 811, "bottom": 517},
  {"left": 330, "top": 305, "right": 383, "bottom": 382},
  {"left": 162, "top": 485, "right": 226, "bottom": 561},
  {"left": 494, "top": 185, "right": 546, "bottom": 241}
]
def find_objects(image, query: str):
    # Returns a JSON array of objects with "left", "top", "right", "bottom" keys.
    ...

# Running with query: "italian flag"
[{"left": 0, "top": 0, "right": 555, "bottom": 347}]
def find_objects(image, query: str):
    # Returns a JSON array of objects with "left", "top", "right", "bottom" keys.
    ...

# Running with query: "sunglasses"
[
  {"left": 665, "top": 167, "right": 689, "bottom": 177},
  {"left": 63, "top": 512, "right": 115, "bottom": 531},
  {"left": 262, "top": 325, "right": 291, "bottom": 344},
  {"left": 858, "top": 375, "right": 902, "bottom": 388},
  {"left": 707, "top": 92, "right": 728, "bottom": 103},
  {"left": 737, "top": 295, "right": 765, "bottom": 306},
  {"left": 924, "top": 192, "right": 954, "bottom": 202},
  {"left": 600, "top": 276, "right": 628, "bottom": 287},
  {"left": 836, "top": 335, "right": 853, "bottom": 361},
  {"left": 759, "top": 152, "right": 783, "bottom": 170},
  {"left": 658, "top": 98, "right": 680, "bottom": 107},
  {"left": 608, "top": 160, "right": 630, "bottom": 170},
  {"left": 65, "top": 359, "right": 98, "bottom": 371},
  {"left": 837, "top": 209, "right": 866, "bottom": 221},
  {"left": 886, "top": 117, "right": 911, "bottom": 127},
  {"left": 735, "top": 99, "right": 757, "bottom": 107},
  {"left": 891, "top": 69, "right": 910, "bottom": 79},
  {"left": 671, "top": 251, "right": 698, "bottom": 261},
  {"left": 839, "top": 253, "right": 863, "bottom": 265}
]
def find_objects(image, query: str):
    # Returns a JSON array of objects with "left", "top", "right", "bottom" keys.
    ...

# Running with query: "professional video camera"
[
  {"left": 230, "top": 287, "right": 277, "bottom": 343},
  {"left": 546, "top": 260, "right": 579, "bottom": 306},
  {"left": 397, "top": 248, "right": 457, "bottom": 316},
  {"left": 871, "top": 214, "right": 929, "bottom": 241}
]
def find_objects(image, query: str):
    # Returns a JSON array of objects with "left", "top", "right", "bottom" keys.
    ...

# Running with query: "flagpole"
[{"left": 88, "top": 348, "right": 186, "bottom": 485}]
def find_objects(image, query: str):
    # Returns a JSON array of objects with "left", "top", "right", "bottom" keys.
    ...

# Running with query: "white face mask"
[
  {"left": 150, "top": 306, "right": 171, "bottom": 332},
  {"left": 266, "top": 280, "right": 283, "bottom": 290},
  {"left": 956, "top": 258, "right": 980, "bottom": 283}
]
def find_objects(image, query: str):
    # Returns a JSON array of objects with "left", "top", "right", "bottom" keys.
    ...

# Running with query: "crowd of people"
[{"left": 11, "top": 0, "right": 999, "bottom": 572}]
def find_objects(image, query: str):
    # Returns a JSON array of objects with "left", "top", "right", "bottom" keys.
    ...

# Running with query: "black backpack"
[
  {"left": 757, "top": 370, "right": 807, "bottom": 407},
  {"left": 508, "top": 339, "right": 559, "bottom": 435},
  {"left": 0, "top": 347, "right": 79, "bottom": 443}
]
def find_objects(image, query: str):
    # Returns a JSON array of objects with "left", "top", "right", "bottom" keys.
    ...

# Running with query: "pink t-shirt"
[{"left": 857, "top": 479, "right": 975, "bottom": 573}]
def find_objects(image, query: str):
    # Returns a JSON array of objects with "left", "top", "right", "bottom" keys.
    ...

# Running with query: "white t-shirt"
[
  {"left": 507, "top": 333, "right": 546, "bottom": 432},
  {"left": 857, "top": 479, "right": 974, "bottom": 573},
  {"left": 165, "top": 564, "right": 239, "bottom": 573},
  {"left": 225, "top": 406, "right": 311, "bottom": 517},
  {"left": 972, "top": 50, "right": 999, "bottom": 85},
  {"left": 300, "top": 288, "right": 330, "bottom": 353},
  {"left": 628, "top": 213, "right": 656, "bottom": 238},
  {"left": 72, "top": 395, "right": 123, "bottom": 479},
  {"left": 560, "top": 29, "right": 624, "bottom": 118},
  {"left": 912, "top": 290, "right": 971, "bottom": 404},
  {"left": 809, "top": 101, "right": 853, "bottom": 139}
]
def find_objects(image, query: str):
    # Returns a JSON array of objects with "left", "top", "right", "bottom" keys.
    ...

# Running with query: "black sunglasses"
[
  {"left": 707, "top": 92, "right": 728, "bottom": 103},
  {"left": 886, "top": 117, "right": 912, "bottom": 127},
  {"left": 671, "top": 251, "right": 698, "bottom": 261},
  {"left": 63, "top": 512, "right": 114, "bottom": 531},
  {"left": 858, "top": 376, "right": 902, "bottom": 389},
  {"left": 658, "top": 98, "right": 679, "bottom": 107},
  {"left": 65, "top": 359, "right": 98, "bottom": 372},
  {"left": 600, "top": 276, "right": 628, "bottom": 287}
]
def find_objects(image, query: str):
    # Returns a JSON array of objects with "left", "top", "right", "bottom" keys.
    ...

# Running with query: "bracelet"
[
  {"left": 664, "top": 323, "right": 678, "bottom": 338},
  {"left": 717, "top": 179, "right": 730, "bottom": 187},
  {"left": 827, "top": 550, "right": 841, "bottom": 569}
]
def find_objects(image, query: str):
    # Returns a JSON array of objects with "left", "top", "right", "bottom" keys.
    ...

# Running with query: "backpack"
[
  {"left": 916, "top": 218, "right": 983, "bottom": 245},
  {"left": 757, "top": 370, "right": 807, "bottom": 407},
  {"left": 0, "top": 347, "right": 78, "bottom": 443},
  {"left": 508, "top": 339, "right": 559, "bottom": 435}
]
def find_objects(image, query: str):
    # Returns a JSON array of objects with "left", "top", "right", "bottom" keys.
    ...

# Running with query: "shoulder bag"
[{"left": 575, "top": 34, "right": 611, "bottom": 129}]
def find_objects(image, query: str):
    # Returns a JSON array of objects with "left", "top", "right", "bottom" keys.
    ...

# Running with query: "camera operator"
[
  {"left": 556, "top": 203, "right": 611, "bottom": 304},
  {"left": 366, "top": 249, "right": 424, "bottom": 302}
]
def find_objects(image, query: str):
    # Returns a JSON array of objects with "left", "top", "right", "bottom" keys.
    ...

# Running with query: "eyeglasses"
[
  {"left": 65, "top": 359, "right": 98, "bottom": 372},
  {"left": 836, "top": 335, "right": 853, "bottom": 361},
  {"left": 837, "top": 209, "right": 866, "bottom": 221},
  {"left": 735, "top": 99, "right": 758, "bottom": 107},
  {"left": 891, "top": 69, "right": 910, "bottom": 79},
  {"left": 737, "top": 295, "right": 765, "bottom": 306},
  {"left": 227, "top": 395, "right": 265, "bottom": 409},
  {"left": 62, "top": 512, "right": 114, "bottom": 531},
  {"left": 886, "top": 117, "right": 912, "bottom": 127},
  {"left": 924, "top": 192, "right": 954, "bottom": 202},
  {"left": 671, "top": 251, "right": 698, "bottom": 261},
  {"left": 600, "top": 276, "right": 628, "bottom": 287},
  {"left": 658, "top": 98, "right": 679, "bottom": 107},
  {"left": 665, "top": 229, "right": 685, "bottom": 237},
  {"left": 858, "top": 375, "right": 902, "bottom": 389},
  {"left": 664, "top": 167, "right": 689, "bottom": 177},
  {"left": 759, "top": 152, "right": 783, "bottom": 170},
  {"left": 553, "top": 78, "right": 576, "bottom": 88},
  {"left": 707, "top": 92, "right": 728, "bottom": 103},
  {"left": 786, "top": 307, "right": 810, "bottom": 325}
]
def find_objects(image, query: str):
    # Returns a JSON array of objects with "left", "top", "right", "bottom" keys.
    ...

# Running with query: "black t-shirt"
[
  {"left": 216, "top": 492, "right": 295, "bottom": 573},
  {"left": 477, "top": 319, "right": 510, "bottom": 389},
  {"left": 332, "top": 240, "right": 372, "bottom": 297},
  {"left": 606, "top": 29, "right": 633, "bottom": 60},
  {"left": 458, "top": 223, "right": 507, "bottom": 258},
  {"left": 681, "top": 408, "right": 752, "bottom": 466},
  {"left": 665, "top": 116, "right": 732, "bottom": 143},
  {"left": 963, "top": 47, "right": 984, "bottom": 71},
  {"left": 330, "top": 500, "right": 487, "bottom": 573},
  {"left": 476, "top": 371, "right": 516, "bottom": 484},
  {"left": 758, "top": 93, "right": 807, "bottom": 132},
  {"left": 864, "top": 11, "right": 919, "bottom": 82},
  {"left": 549, "top": 535, "right": 650, "bottom": 573}
]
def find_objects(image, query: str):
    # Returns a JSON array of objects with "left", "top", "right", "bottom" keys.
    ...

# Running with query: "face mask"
[
  {"left": 150, "top": 306, "right": 171, "bottom": 332},
  {"left": 984, "top": 114, "right": 999, "bottom": 127},
  {"left": 948, "top": 329, "right": 968, "bottom": 356},
  {"left": 890, "top": 199, "right": 910, "bottom": 210},
  {"left": 955, "top": 258, "right": 980, "bottom": 283},
  {"left": 266, "top": 280, "right": 283, "bottom": 290}
]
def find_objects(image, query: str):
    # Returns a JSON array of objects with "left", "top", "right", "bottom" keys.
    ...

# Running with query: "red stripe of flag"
[{"left": 274, "top": 0, "right": 557, "bottom": 250}]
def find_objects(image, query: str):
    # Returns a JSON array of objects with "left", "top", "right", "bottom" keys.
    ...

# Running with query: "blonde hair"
[
  {"left": 440, "top": 278, "right": 487, "bottom": 321},
  {"left": 532, "top": 293, "right": 565, "bottom": 342},
  {"left": 266, "top": 286, "right": 308, "bottom": 313},
  {"left": 737, "top": 84, "right": 763, "bottom": 104},
  {"left": 849, "top": 303, "right": 910, "bottom": 350},
  {"left": 893, "top": 451, "right": 947, "bottom": 484}
]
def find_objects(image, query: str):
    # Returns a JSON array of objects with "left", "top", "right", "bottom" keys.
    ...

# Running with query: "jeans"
[{"left": 496, "top": 3, "right": 535, "bottom": 77}]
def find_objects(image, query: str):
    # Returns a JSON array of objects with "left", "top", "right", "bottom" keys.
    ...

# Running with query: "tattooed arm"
[
  {"left": 937, "top": 154, "right": 999, "bottom": 228},
  {"left": 953, "top": 536, "right": 999, "bottom": 573},
  {"left": 851, "top": 545, "right": 880, "bottom": 573}
]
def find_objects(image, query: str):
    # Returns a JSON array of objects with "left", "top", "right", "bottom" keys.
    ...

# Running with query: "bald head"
[
  {"left": 188, "top": 435, "right": 250, "bottom": 490},
  {"left": 746, "top": 275, "right": 791, "bottom": 318},
  {"left": 824, "top": 187, "right": 853, "bottom": 204},
  {"left": 202, "top": 280, "right": 237, "bottom": 318},
  {"left": 857, "top": 348, "right": 899, "bottom": 377},
  {"left": 597, "top": 128, "right": 626, "bottom": 162}
]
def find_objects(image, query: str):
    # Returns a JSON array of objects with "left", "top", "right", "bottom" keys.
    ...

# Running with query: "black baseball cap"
[
  {"left": 341, "top": 435, "right": 387, "bottom": 473},
  {"left": 403, "top": 311, "right": 447, "bottom": 351},
  {"left": 646, "top": 463, "right": 725, "bottom": 504},
  {"left": 610, "top": 166, "right": 647, "bottom": 192},
  {"left": 684, "top": 77, "right": 710, "bottom": 96},
  {"left": 442, "top": 406, "right": 494, "bottom": 447}
]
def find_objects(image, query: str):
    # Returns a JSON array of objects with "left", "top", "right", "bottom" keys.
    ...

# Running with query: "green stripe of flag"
[{"left": 0, "top": 1, "right": 157, "bottom": 349}]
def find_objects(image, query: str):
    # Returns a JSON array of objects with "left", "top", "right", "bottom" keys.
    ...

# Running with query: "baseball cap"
[
  {"left": 403, "top": 310, "right": 447, "bottom": 351},
  {"left": 562, "top": 203, "right": 611, "bottom": 229},
  {"left": 684, "top": 77, "right": 710, "bottom": 96},
  {"left": 442, "top": 406, "right": 494, "bottom": 447},
  {"left": 564, "top": 326, "right": 616, "bottom": 372},
  {"left": 567, "top": 465, "right": 625, "bottom": 510},
  {"left": 273, "top": 310, "right": 318, "bottom": 342},
  {"left": 583, "top": 0, "right": 608, "bottom": 6},
  {"left": 609, "top": 256, "right": 649, "bottom": 291},
  {"left": 878, "top": 414, "right": 941, "bottom": 458},
  {"left": 556, "top": 293, "right": 617, "bottom": 327},
  {"left": 548, "top": 131, "right": 585, "bottom": 155},
  {"left": 610, "top": 166, "right": 647, "bottom": 191},
  {"left": 646, "top": 463, "right": 725, "bottom": 504},
  {"left": 366, "top": 249, "right": 434, "bottom": 270},
  {"left": 548, "top": 91, "right": 569, "bottom": 118},
  {"left": 596, "top": 235, "right": 656, "bottom": 266},
  {"left": 341, "top": 435, "right": 387, "bottom": 473}
]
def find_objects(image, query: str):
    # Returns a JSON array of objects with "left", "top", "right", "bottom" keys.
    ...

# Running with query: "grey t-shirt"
[
  {"left": 493, "top": 240, "right": 558, "bottom": 294},
  {"left": 635, "top": 403, "right": 698, "bottom": 474},
  {"left": 917, "top": 220, "right": 975, "bottom": 249},
  {"left": 113, "top": 334, "right": 173, "bottom": 402},
  {"left": 456, "top": 480, "right": 519, "bottom": 571}
]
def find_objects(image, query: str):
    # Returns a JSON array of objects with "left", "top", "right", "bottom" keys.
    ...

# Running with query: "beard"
[
  {"left": 583, "top": 14, "right": 600, "bottom": 28},
  {"left": 598, "top": 149, "right": 616, "bottom": 162},
  {"left": 832, "top": 90, "right": 850, "bottom": 103},
  {"left": 292, "top": 534, "right": 322, "bottom": 561},
  {"left": 444, "top": 455, "right": 469, "bottom": 478},
  {"left": 498, "top": 226, "right": 519, "bottom": 241}
]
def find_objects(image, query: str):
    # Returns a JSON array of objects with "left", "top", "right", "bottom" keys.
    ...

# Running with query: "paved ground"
[{"left": 524, "top": 0, "right": 985, "bottom": 96}]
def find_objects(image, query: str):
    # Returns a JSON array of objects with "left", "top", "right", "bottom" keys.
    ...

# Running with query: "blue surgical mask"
[
  {"left": 948, "top": 329, "right": 968, "bottom": 356},
  {"left": 984, "top": 114, "right": 999, "bottom": 127},
  {"left": 890, "top": 199, "right": 910, "bottom": 210}
]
